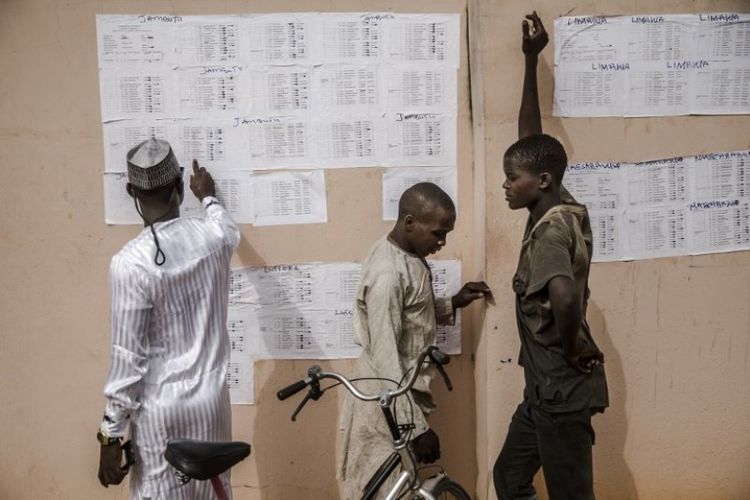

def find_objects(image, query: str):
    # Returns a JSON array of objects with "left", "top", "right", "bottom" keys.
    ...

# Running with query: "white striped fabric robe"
[{"left": 100, "top": 197, "right": 239, "bottom": 499}]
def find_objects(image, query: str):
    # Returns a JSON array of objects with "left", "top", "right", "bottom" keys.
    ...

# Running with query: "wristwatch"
[
  {"left": 96, "top": 429, "right": 121, "bottom": 446},
  {"left": 202, "top": 196, "right": 219, "bottom": 209}
]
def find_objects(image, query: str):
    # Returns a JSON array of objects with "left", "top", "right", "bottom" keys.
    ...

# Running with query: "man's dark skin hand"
[
  {"left": 566, "top": 347, "right": 604, "bottom": 375},
  {"left": 548, "top": 276, "right": 603, "bottom": 374},
  {"left": 98, "top": 440, "right": 126, "bottom": 487},
  {"left": 411, "top": 428, "right": 441, "bottom": 464},
  {"left": 522, "top": 11, "right": 548, "bottom": 56},
  {"left": 190, "top": 159, "right": 217, "bottom": 201},
  {"left": 452, "top": 281, "right": 492, "bottom": 309}
]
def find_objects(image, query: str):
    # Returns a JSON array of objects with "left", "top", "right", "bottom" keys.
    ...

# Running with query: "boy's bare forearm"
[
  {"left": 518, "top": 11, "right": 548, "bottom": 139},
  {"left": 519, "top": 54, "right": 542, "bottom": 139},
  {"left": 549, "top": 276, "right": 603, "bottom": 373},
  {"left": 548, "top": 276, "right": 582, "bottom": 357},
  {"left": 554, "top": 299, "right": 582, "bottom": 358}
]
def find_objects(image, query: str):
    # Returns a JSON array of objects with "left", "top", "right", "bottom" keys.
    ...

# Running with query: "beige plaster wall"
[
  {"left": 473, "top": 1, "right": 750, "bottom": 499},
  {"left": 4, "top": 1, "right": 750, "bottom": 499},
  {"left": 0, "top": 1, "right": 479, "bottom": 499}
]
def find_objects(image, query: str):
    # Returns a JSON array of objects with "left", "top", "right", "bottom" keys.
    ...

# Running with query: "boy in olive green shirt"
[{"left": 493, "top": 12, "right": 608, "bottom": 500}]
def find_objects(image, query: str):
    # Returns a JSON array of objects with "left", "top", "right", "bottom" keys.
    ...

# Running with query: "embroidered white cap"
[{"left": 126, "top": 138, "right": 181, "bottom": 190}]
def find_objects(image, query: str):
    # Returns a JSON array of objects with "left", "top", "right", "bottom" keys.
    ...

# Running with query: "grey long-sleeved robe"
[{"left": 337, "top": 237, "right": 454, "bottom": 499}]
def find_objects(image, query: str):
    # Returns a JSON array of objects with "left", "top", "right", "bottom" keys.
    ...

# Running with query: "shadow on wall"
[
  {"left": 252, "top": 359, "right": 343, "bottom": 500},
  {"left": 528, "top": 300, "right": 637, "bottom": 500},
  {"left": 588, "top": 300, "right": 638, "bottom": 500},
  {"left": 233, "top": 234, "right": 343, "bottom": 499},
  {"left": 536, "top": 58, "right": 576, "bottom": 162}
]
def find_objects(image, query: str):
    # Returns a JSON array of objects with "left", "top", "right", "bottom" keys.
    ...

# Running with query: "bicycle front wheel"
[{"left": 431, "top": 478, "right": 471, "bottom": 500}]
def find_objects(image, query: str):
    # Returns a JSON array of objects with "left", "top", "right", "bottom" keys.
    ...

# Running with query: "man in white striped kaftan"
[{"left": 97, "top": 138, "right": 240, "bottom": 499}]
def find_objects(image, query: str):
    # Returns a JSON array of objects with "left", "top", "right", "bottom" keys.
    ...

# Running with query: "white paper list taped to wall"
[
  {"left": 563, "top": 150, "right": 750, "bottom": 262},
  {"left": 250, "top": 170, "right": 328, "bottom": 226},
  {"left": 554, "top": 13, "right": 750, "bottom": 117},
  {"left": 97, "top": 13, "right": 460, "bottom": 225},
  {"left": 103, "top": 169, "right": 254, "bottom": 224},
  {"left": 226, "top": 259, "right": 462, "bottom": 361},
  {"left": 382, "top": 166, "right": 458, "bottom": 220}
]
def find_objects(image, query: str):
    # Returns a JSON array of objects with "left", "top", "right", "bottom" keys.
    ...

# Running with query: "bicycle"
[
  {"left": 164, "top": 439, "right": 251, "bottom": 500},
  {"left": 277, "top": 345, "right": 472, "bottom": 500}
]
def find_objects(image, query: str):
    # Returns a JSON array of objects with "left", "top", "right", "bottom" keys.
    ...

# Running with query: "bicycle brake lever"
[
  {"left": 291, "top": 391, "right": 313, "bottom": 422},
  {"left": 428, "top": 349, "right": 453, "bottom": 391},
  {"left": 291, "top": 379, "right": 323, "bottom": 422},
  {"left": 434, "top": 361, "right": 453, "bottom": 391}
]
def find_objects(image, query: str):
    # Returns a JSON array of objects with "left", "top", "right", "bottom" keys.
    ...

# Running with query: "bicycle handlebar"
[
  {"left": 276, "top": 345, "right": 452, "bottom": 404},
  {"left": 276, "top": 379, "right": 310, "bottom": 401}
]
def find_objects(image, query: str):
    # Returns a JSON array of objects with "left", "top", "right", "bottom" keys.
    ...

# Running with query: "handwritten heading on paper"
[
  {"left": 554, "top": 13, "right": 750, "bottom": 117},
  {"left": 564, "top": 150, "right": 750, "bottom": 262},
  {"left": 97, "top": 12, "right": 461, "bottom": 225}
]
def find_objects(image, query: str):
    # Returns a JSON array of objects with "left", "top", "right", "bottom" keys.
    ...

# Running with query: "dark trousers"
[{"left": 493, "top": 400, "right": 595, "bottom": 500}]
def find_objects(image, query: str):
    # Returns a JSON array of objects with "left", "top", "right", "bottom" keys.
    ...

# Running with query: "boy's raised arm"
[{"left": 519, "top": 11, "right": 549, "bottom": 140}]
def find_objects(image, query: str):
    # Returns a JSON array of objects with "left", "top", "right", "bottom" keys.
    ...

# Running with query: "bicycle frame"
[
  {"left": 366, "top": 447, "right": 447, "bottom": 500},
  {"left": 360, "top": 382, "right": 432, "bottom": 499},
  {"left": 278, "top": 345, "right": 453, "bottom": 500},
  {"left": 362, "top": 384, "right": 452, "bottom": 500}
]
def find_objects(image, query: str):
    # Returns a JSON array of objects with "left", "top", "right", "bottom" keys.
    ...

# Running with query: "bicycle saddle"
[{"left": 165, "top": 440, "right": 251, "bottom": 481}]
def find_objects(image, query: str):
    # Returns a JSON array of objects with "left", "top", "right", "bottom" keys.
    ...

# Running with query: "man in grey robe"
[{"left": 337, "top": 182, "right": 490, "bottom": 499}]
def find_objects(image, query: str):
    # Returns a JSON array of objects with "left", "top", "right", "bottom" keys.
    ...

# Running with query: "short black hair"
[
  {"left": 504, "top": 134, "right": 567, "bottom": 185},
  {"left": 397, "top": 182, "right": 455, "bottom": 221},
  {"left": 130, "top": 176, "right": 183, "bottom": 204}
]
